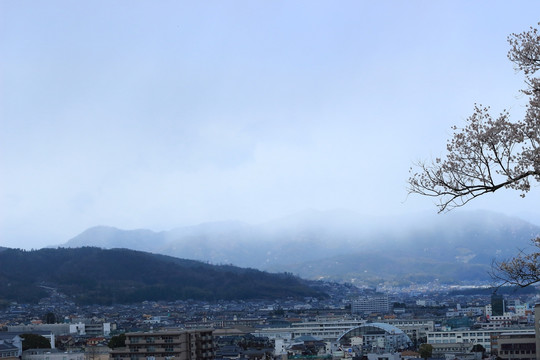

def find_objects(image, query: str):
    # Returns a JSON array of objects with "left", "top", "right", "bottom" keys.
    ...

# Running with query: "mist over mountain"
[
  {"left": 66, "top": 226, "right": 167, "bottom": 250},
  {"left": 60, "top": 210, "right": 540, "bottom": 285}
]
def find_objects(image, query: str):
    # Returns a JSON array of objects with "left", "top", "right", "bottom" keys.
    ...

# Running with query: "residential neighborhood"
[{"left": 1, "top": 283, "right": 538, "bottom": 360}]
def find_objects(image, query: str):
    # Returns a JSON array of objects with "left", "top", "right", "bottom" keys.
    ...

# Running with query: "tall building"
[
  {"left": 491, "top": 294, "right": 505, "bottom": 317},
  {"left": 110, "top": 329, "right": 214, "bottom": 360},
  {"left": 352, "top": 294, "right": 390, "bottom": 315}
]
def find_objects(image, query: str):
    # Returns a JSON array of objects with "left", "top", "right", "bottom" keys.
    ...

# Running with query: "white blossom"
[{"left": 408, "top": 23, "right": 540, "bottom": 287}]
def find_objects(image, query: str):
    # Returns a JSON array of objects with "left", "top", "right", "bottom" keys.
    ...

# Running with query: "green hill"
[{"left": 0, "top": 247, "right": 325, "bottom": 304}]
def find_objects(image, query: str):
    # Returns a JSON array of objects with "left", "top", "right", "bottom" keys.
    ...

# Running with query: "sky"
[{"left": 2, "top": 1, "right": 540, "bottom": 249}]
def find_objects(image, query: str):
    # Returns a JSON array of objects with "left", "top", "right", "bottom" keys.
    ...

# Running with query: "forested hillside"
[{"left": 0, "top": 247, "right": 325, "bottom": 304}]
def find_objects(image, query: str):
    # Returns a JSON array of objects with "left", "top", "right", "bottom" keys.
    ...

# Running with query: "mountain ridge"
[
  {"left": 0, "top": 247, "right": 325, "bottom": 304},
  {"left": 58, "top": 210, "right": 540, "bottom": 285}
]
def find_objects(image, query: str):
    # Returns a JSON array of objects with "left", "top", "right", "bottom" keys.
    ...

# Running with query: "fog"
[{"left": 1, "top": 1, "right": 540, "bottom": 249}]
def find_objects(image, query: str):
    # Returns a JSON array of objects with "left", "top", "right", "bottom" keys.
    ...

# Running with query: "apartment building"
[
  {"left": 351, "top": 294, "right": 390, "bottom": 315},
  {"left": 495, "top": 331, "right": 536, "bottom": 360},
  {"left": 427, "top": 328, "right": 535, "bottom": 354},
  {"left": 110, "top": 330, "right": 214, "bottom": 360}
]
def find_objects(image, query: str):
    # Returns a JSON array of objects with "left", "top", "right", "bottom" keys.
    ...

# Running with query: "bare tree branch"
[
  {"left": 490, "top": 237, "right": 540, "bottom": 288},
  {"left": 408, "top": 23, "right": 540, "bottom": 287}
]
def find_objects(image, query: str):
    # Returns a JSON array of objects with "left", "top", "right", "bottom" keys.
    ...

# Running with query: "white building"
[
  {"left": 68, "top": 322, "right": 111, "bottom": 336},
  {"left": 22, "top": 349, "right": 84, "bottom": 360},
  {"left": 352, "top": 295, "right": 390, "bottom": 315},
  {"left": 0, "top": 334, "right": 22, "bottom": 358},
  {"left": 254, "top": 319, "right": 366, "bottom": 341},
  {"left": 2, "top": 332, "right": 55, "bottom": 351},
  {"left": 382, "top": 319, "right": 435, "bottom": 344},
  {"left": 427, "top": 328, "right": 535, "bottom": 354}
]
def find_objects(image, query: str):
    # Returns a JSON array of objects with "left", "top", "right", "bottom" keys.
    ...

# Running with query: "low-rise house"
[
  {"left": 0, "top": 334, "right": 22, "bottom": 358},
  {"left": 0, "top": 340, "right": 19, "bottom": 360},
  {"left": 84, "top": 345, "right": 111, "bottom": 360},
  {"left": 86, "top": 338, "right": 106, "bottom": 347}
]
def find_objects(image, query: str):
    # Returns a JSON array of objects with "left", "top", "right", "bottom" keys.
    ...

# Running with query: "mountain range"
[{"left": 59, "top": 210, "right": 540, "bottom": 286}]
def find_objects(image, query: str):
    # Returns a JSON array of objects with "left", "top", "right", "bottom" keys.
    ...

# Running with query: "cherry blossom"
[{"left": 408, "top": 23, "right": 540, "bottom": 287}]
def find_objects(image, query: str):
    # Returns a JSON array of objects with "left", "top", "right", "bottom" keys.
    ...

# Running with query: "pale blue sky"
[{"left": 2, "top": 1, "right": 540, "bottom": 249}]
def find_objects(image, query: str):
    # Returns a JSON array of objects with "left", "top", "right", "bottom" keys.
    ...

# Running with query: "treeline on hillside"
[{"left": 0, "top": 247, "right": 325, "bottom": 305}]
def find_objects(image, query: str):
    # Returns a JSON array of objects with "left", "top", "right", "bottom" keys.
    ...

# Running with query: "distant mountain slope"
[
  {"left": 60, "top": 210, "right": 540, "bottom": 285},
  {"left": 0, "top": 247, "right": 325, "bottom": 304},
  {"left": 66, "top": 226, "right": 166, "bottom": 250},
  {"left": 272, "top": 252, "right": 491, "bottom": 285}
]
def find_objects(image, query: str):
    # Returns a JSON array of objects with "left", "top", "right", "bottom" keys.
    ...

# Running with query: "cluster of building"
[{"left": 0, "top": 285, "right": 539, "bottom": 360}]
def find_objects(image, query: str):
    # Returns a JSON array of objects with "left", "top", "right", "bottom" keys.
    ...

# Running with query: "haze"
[{"left": 2, "top": 1, "right": 540, "bottom": 249}]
